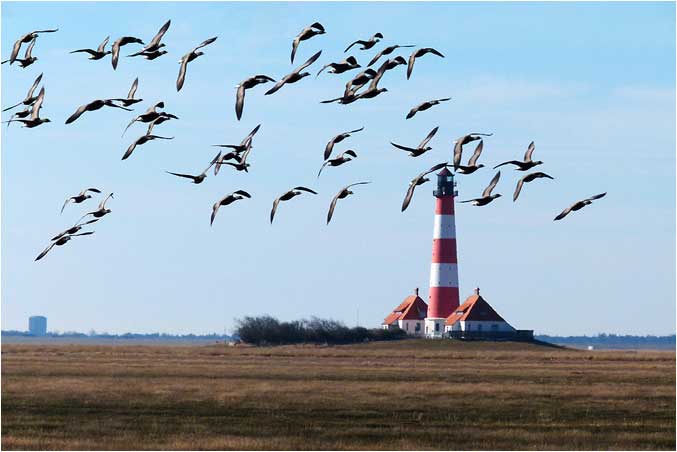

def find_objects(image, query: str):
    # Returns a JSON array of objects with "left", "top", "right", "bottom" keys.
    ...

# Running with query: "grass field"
[{"left": 1, "top": 340, "right": 675, "bottom": 450}]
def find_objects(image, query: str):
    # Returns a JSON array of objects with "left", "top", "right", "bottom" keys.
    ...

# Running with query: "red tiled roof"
[
  {"left": 445, "top": 293, "right": 506, "bottom": 325},
  {"left": 383, "top": 295, "right": 428, "bottom": 325}
]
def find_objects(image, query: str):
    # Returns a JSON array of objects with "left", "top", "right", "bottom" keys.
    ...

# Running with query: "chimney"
[
  {"left": 475, "top": 287, "right": 480, "bottom": 295},
  {"left": 415, "top": 288, "right": 419, "bottom": 296}
]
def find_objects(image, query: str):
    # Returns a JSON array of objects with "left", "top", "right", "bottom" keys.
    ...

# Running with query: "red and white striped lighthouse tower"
[{"left": 425, "top": 167, "right": 460, "bottom": 337}]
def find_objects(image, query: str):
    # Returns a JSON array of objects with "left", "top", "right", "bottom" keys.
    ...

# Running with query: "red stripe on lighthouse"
[
  {"left": 431, "top": 238, "right": 457, "bottom": 263},
  {"left": 435, "top": 198, "right": 455, "bottom": 215},
  {"left": 428, "top": 287, "right": 460, "bottom": 318}
]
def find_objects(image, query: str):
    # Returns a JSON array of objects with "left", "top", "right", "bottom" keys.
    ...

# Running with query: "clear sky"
[{"left": 1, "top": 2, "right": 675, "bottom": 336}]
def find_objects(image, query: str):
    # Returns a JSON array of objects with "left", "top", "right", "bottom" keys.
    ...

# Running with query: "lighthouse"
[{"left": 425, "top": 167, "right": 460, "bottom": 338}]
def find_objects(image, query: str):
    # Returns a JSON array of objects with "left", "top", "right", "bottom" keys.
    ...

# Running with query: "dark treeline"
[{"left": 235, "top": 316, "right": 407, "bottom": 345}]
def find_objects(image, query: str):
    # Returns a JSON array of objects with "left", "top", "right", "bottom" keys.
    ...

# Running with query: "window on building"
[
  {"left": 405, "top": 323, "right": 409, "bottom": 331},
  {"left": 415, "top": 323, "right": 421, "bottom": 332},
  {"left": 435, "top": 323, "right": 440, "bottom": 332}
]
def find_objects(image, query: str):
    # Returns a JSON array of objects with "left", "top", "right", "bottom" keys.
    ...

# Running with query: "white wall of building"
[{"left": 444, "top": 320, "right": 514, "bottom": 333}]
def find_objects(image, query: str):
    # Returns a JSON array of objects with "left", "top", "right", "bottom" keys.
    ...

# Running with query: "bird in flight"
[
  {"left": 166, "top": 151, "right": 221, "bottom": 184},
  {"left": 70, "top": 36, "right": 111, "bottom": 60},
  {"left": 8, "top": 29, "right": 58, "bottom": 65},
  {"left": 327, "top": 182, "right": 371, "bottom": 224},
  {"left": 65, "top": 99, "right": 132, "bottom": 124},
  {"left": 122, "top": 134, "right": 174, "bottom": 160},
  {"left": 122, "top": 102, "right": 176, "bottom": 136},
  {"left": 318, "top": 150, "right": 358, "bottom": 178},
  {"left": 453, "top": 133, "right": 493, "bottom": 171},
  {"left": 2, "top": 37, "right": 38, "bottom": 68},
  {"left": 513, "top": 172, "right": 554, "bottom": 202},
  {"left": 118, "top": 78, "right": 143, "bottom": 107},
  {"left": 266, "top": 51, "right": 322, "bottom": 95},
  {"left": 406, "top": 47, "right": 445, "bottom": 80},
  {"left": 3, "top": 87, "right": 50, "bottom": 128},
  {"left": 494, "top": 141, "right": 544, "bottom": 171},
  {"left": 391, "top": 126, "right": 439, "bottom": 157},
  {"left": 460, "top": 171, "right": 502, "bottom": 206},
  {"left": 35, "top": 232, "right": 94, "bottom": 262},
  {"left": 61, "top": 188, "right": 102, "bottom": 214},
  {"left": 291, "top": 22, "right": 325, "bottom": 64},
  {"left": 455, "top": 140, "right": 486, "bottom": 175},
  {"left": 401, "top": 163, "right": 449, "bottom": 212},
  {"left": 344, "top": 33, "right": 383, "bottom": 52},
  {"left": 270, "top": 187, "right": 318, "bottom": 224},
  {"left": 554, "top": 193, "right": 606, "bottom": 221},
  {"left": 367, "top": 44, "right": 415, "bottom": 67},
  {"left": 323, "top": 127, "right": 364, "bottom": 160},
  {"left": 235, "top": 75, "right": 275, "bottom": 120},
  {"left": 50, "top": 218, "right": 100, "bottom": 242},
  {"left": 127, "top": 20, "right": 171, "bottom": 57},
  {"left": 3, "top": 72, "right": 42, "bottom": 112},
  {"left": 316, "top": 56, "right": 360, "bottom": 77},
  {"left": 406, "top": 97, "right": 451, "bottom": 119},
  {"left": 176, "top": 36, "right": 218, "bottom": 92},
  {"left": 211, "top": 191, "right": 251, "bottom": 226},
  {"left": 78, "top": 193, "right": 114, "bottom": 222},
  {"left": 111, "top": 36, "right": 144, "bottom": 69}
]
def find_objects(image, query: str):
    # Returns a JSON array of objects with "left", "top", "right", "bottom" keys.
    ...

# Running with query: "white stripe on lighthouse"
[
  {"left": 429, "top": 263, "right": 459, "bottom": 287},
  {"left": 433, "top": 214, "right": 456, "bottom": 239}
]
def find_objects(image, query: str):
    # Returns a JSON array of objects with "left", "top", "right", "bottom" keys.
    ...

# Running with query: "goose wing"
[
  {"left": 467, "top": 140, "right": 484, "bottom": 166},
  {"left": 290, "top": 36, "right": 300, "bottom": 64},
  {"left": 554, "top": 204, "right": 576, "bottom": 221},
  {"left": 391, "top": 142, "right": 418, "bottom": 153},
  {"left": 111, "top": 39, "right": 121, "bottom": 69},
  {"left": 326, "top": 191, "right": 342, "bottom": 224},
  {"left": 35, "top": 242, "right": 57, "bottom": 261},
  {"left": 295, "top": 50, "right": 322, "bottom": 73},
  {"left": 293, "top": 186, "right": 318, "bottom": 194},
  {"left": 482, "top": 171, "right": 501, "bottom": 198},
  {"left": 235, "top": 84, "right": 245, "bottom": 120},
  {"left": 419, "top": 126, "right": 439, "bottom": 148},
  {"left": 24, "top": 38, "right": 36, "bottom": 58},
  {"left": 270, "top": 197, "right": 281, "bottom": 223},
  {"left": 122, "top": 138, "right": 140, "bottom": 160},
  {"left": 406, "top": 50, "right": 417, "bottom": 80},
  {"left": 524, "top": 141, "right": 536, "bottom": 162},
  {"left": 26, "top": 73, "right": 43, "bottom": 99},
  {"left": 147, "top": 20, "right": 171, "bottom": 49},
  {"left": 10, "top": 36, "right": 25, "bottom": 64},
  {"left": 166, "top": 171, "right": 198, "bottom": 181},
  {"left": 176, "top": 56, "right": 189, "bottom": 91},
  {"left": 264, "top": 77, "right": 287, "bottom": 95},
  {"left": 513, "top": 177, "right": 525, "bottom": 202},
  {"left": 406, "top": 104, "right": 421, "bottom": 119},
  {"left": 401, "top": 181, "right": 419, "bottom": 212},
  {"left": 242, "top": 124, "right": 261, "bottom": 145},
  {"left": 60, "top": 197, "right": 73, "bottom": 214},
  {"left": 586, "top": 192, "right": 607, "bottom": 202},
  {"left": 97, "top": 36, "right": 110, "bottom": 53},
  {"left": 65, "top": 103, "right": 90, "bottom": 124},
  {"left": 30, "top": 87, "right": 45, "bottom": 120},
  {"left": 127, "top": 77, "right": 139, "bottom": 99},
  {"left": 192, "top": 36, "right": 217, "bottom": 52}
]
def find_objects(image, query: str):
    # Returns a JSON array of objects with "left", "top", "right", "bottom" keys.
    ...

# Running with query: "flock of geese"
[{"left": 2, "top": 20, "right": 606, "bottom": 262}]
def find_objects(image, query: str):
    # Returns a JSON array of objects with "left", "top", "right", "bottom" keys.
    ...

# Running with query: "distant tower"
[
  {"left": 425, "top": 167, "right": 460, "bottom": 337},
  {"left": 28, "top": 316, "right": 47, "bottom": 336}
]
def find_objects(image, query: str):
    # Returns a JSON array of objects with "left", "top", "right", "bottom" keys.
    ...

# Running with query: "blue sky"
[{"left": 1, "top": 2, "right": 675, "bottom": 335}]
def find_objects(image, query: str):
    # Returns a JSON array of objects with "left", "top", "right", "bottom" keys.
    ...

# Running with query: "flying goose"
[
  {"left": 8, "top": 29, "right": 57, "bottom": 65},
  {"left": 145, "top": 113, "right": 178, "bottom": 135},
  {"left": 61, "top": 188, "right": 102, "bottom": 214},
  {"left": 455, "top": 140, "right": 485, "bottom": 175},
  {"left": 320, "top": 91, "right": 360, "bottom": 105},
  {"left": 166, "top": 152, "right": 221, "bottom": 185},
  {"left": 316, "top": 56, "right": 360, "bottom": 77},
  {"left": 35, "top": 232, "right": 94, "bottom": 262},
  {"left": 6, "top": 106, "right": 32, "bottom": 127},
  {"left": 327, "top": 182, "right": 371, "bottom": 224},
  {"left": 401, "top": 163, "right": 449, "bottom": 212},
  {"left": 367, "top": 44, "right": 415, "bottom": 67},
  {"left": 460, "top": 172, "right": 502, "bottom": 206},
  {"left": 111, "top": 36, "right": 144, "bottom": 69},
  {"left": 119, "top": 78, "right": 143, "bottom": 107},
  {"left": 270, "top": 187, "right": 318, "bottom": 224},
  {"left": 344, "top": 33, "right": 383, "bottom": 52},
  {"left": 132, "top": 49, "right": 168, "bottom": 60},
  {"left": 3, "top": 87, "right": 50, "bottom": 128},
  {"left": 513, "top": 172, "right": 554, "bottom": 201},
  {"left": 318, "top": 150, "right": 358, "bottom": 177},
  {"left": 345, "top": 68, "right": 378, "bottom": 94},
  {"left": 79, "top": 193, "right": 114, "bottom": 221},
  {"left": 453, "top": 133, "right": 493, "bottom": 171},
  {"left": 70, "top": 36, "right": 111, "bottom": 60},
  {"left": 122, "top": 101, "right": 173, "bottom": 136},
  {"left": 235, "top": 75, "right": 275, "bottom": 120},
  {"left": 291, "top": 22, "right": 325, "bottom": 63},
  {"left": 65, "top": 99, "right": 131, "bottom": 124},
  {"left": 391, "top": 126, "right": 439, "bottom": 157},
  {"left": 554, "top": 193, "right": 606, "bottom": 221},
  {"left": 51, "top": 218, "right": 99, "bottom": 242},
  {"left": 266, "top": 51, "right": 322, "bottom": 95},
  {"left": 323, "top": 127, "right": 364, "bottom": 160},
  {"left": 176, "top": 37, "right": 218, "bottom": 91},
  {"left": 3, "top": 72, "right": 42, "bottom": 112},
  {"left": 122, "top": 134, "right": 174, "bottom": 160},
  {"left": 406, "top": 97, "right": 451, "bottom": 119},
  {"left": 3, "top": 37, "right": 38, "bottom": 68},
  {"left": 212, "top": 124, "right": 261, "bottom": 174},
  {"left": 494, "top": 141, "right": 543, "bottom": 171},
  {"left": 128, "top": 20, "right": 171, "bottom": 56},
  {"left": 217, "top": 144, "right": 253, "bottom": 173},
  {"left": 406, "top": 47, "right": 445, "bottom": 80},
  {"left": 211, "top": 190, "right": 251, "bottom": 226}
]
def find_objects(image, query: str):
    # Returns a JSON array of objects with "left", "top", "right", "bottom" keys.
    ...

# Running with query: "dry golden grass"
[{"left": 2, "top": 340, "right": 675, "bottom": 450}]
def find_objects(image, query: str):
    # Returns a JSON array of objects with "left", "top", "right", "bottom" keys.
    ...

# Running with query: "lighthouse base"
[{"left": 424, "top": 317, "right": 446, "bottom": 339}]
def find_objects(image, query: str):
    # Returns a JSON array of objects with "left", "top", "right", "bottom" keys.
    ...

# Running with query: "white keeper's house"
[{"left": 381, "top": 288, "right": 428, "bottom": 337}]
